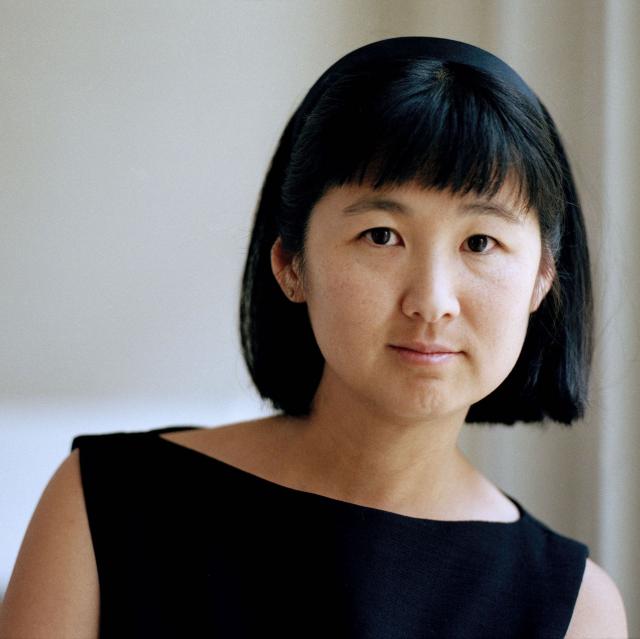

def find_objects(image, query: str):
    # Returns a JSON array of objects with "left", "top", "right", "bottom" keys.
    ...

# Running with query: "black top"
[{"left": 72, "top": 426, "right": 589, "bottom": 638}]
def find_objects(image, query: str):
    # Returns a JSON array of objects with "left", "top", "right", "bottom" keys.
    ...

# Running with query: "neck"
[{"left": 278, "top": 369, "right": 478, "bottom": 519}]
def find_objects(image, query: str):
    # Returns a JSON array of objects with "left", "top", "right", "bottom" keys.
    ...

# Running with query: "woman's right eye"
[{"left": 360, "top": 227, "right": 401, "bottom": 246}]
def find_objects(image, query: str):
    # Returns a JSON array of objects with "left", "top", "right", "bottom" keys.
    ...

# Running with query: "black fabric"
[{"left": 72, "top": 427, "right": 588, "bottom": 638}]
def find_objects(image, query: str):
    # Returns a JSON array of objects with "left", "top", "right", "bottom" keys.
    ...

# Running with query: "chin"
[{"left": 372, "top": 390, "right": 466, "bottom": 423}]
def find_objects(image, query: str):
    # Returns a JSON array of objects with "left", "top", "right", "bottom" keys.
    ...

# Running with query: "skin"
[
  {"left": 0, "top": 450, "right": 100, "bottom": 639},
  {"left": 269, "top": 178, "right": 555, "bottom": 519}
]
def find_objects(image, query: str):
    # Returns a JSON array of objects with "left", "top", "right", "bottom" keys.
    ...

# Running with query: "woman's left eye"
[{"left": 464, "top": 234, "right": 497, "bottom": 253}]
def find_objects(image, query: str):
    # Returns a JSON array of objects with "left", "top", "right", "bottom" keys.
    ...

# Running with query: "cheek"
[
  {"left": 304, "top": 262, "right": 393, "bottom": 353},
  {"left": 468, "top": 263, "right": 536, "bottom": 351}
]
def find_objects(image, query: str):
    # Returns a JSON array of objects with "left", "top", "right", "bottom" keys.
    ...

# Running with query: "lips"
[{"left": 391, "top": 342, "right": 460, "bottom": 354}]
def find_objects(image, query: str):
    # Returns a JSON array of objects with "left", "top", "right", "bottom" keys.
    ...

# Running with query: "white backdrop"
[{"left": 2, "top": 1, "right": 638, "bottom": 633}]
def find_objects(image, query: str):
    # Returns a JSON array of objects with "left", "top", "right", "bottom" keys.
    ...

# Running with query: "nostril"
[{"left": 400, "top": 278, "right": 461, "bottom": 323}]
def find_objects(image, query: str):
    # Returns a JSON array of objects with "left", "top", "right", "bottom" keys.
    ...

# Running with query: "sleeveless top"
[{"left": 71, "top": 426, "right": 589, "bottom": 638}]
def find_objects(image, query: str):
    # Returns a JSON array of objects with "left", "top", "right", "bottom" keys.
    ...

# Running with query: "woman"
[{"left": 0, "top": 37, "right": 628, "bottom": 638}]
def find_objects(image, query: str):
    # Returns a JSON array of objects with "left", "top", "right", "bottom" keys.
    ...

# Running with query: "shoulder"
[
  {"left": 565, "top": 557, "right": 628, "bottom": 638},
  {"left": 158, "top": 417, "right": 289, "bottom": 464},
  {"left": 0, "top": 450, "right": 99, "bottom": 639}
]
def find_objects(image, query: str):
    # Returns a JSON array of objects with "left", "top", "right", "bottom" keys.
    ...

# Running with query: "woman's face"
[{"left": 274, "top": 180, "right": 554, "bottom": 422}]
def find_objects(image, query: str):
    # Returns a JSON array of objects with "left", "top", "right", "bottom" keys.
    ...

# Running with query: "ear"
[
  {"left": 270, "top": 236, "right": 306, "bottom": 303},
  {"left": 530, "top": 252, "right": 556, "bottom": 313}
]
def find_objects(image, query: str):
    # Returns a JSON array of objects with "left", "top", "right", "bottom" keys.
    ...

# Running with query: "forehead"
[{"left": 312, "top": 179, "right": 535, "bottom": 227}]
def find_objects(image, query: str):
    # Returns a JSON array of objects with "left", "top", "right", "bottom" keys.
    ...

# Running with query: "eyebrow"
[{"left": 342, "top": 196, "right": 526, "bottom": 224}]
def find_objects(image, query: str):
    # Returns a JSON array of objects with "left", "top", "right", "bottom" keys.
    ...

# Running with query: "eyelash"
[{"left": 358, "top": 227, "right": 499, "bottom": 254}]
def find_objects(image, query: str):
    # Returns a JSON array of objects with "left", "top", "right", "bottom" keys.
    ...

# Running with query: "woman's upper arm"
[
  {"left": 565, "top": 557, "right": 628, "bottom": 638},
  {"left": 0, "top": 449, "right": 100, "bottom": 639}
]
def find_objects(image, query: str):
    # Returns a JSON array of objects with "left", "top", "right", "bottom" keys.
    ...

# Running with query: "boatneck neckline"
[{"left": 153, "top": 428, "right": 525, "bottom": 527}]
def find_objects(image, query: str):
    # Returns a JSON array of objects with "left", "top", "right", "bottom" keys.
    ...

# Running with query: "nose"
[{"left": 400, "top": 252, "right": 461, "bottom": 323}]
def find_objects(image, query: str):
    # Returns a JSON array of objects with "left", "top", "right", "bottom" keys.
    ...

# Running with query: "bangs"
[{"left": 286, "top": 59, "right": 562, "bottom": 222}]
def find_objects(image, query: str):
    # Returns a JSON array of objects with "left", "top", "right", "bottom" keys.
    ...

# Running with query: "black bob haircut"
[{"left": 240, "top": 40, "right": 593, "bottom": 426}]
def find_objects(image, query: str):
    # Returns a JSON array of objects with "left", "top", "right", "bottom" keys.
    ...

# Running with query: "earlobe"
[
  {"left": 270, "top": 236, "right": 305, "bottom": 303},
  {"left": 530, "top": 258, "right": 556, "bottom": 313}
]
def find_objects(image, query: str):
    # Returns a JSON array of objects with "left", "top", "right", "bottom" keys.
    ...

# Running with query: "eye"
[
  {"left": 360, "top": 227, "right": 401, "bottom": 247},
  {"left": 464, "top": 234, "right": 498, "bottom": 254}
]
